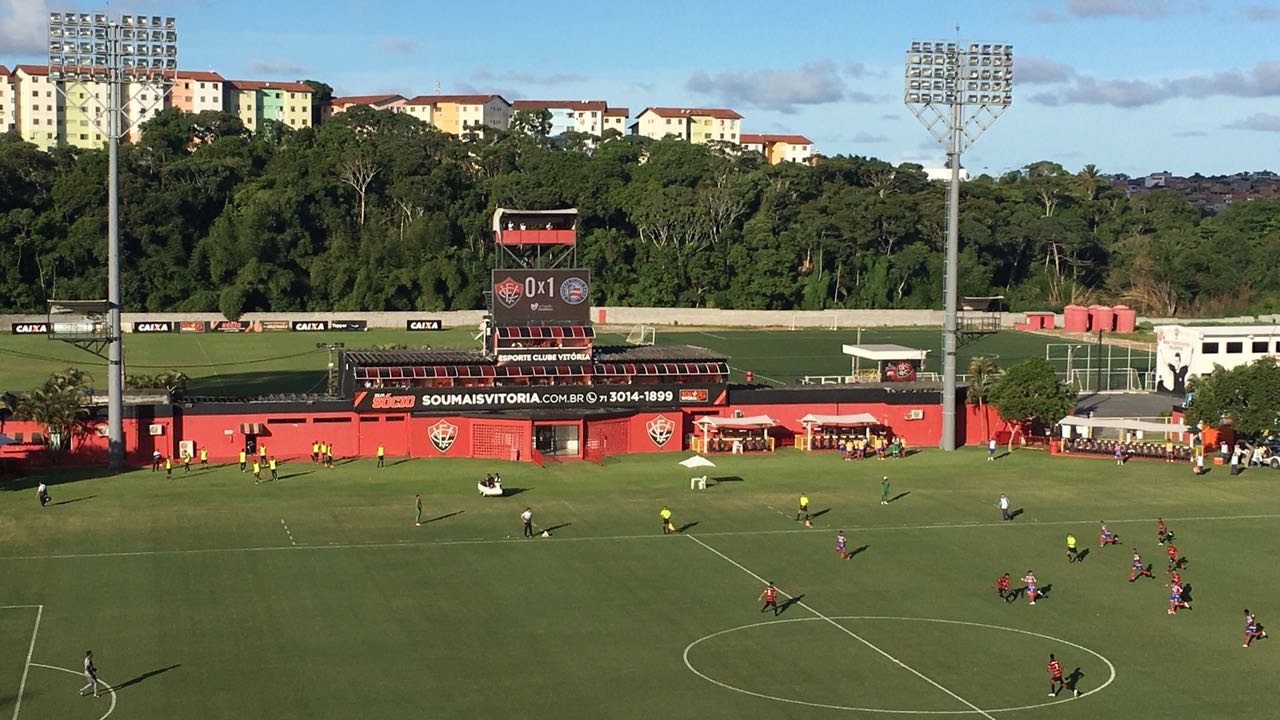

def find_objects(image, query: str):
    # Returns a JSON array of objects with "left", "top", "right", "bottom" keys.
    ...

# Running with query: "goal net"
[
  {"left": 1068, "top": 368, "right": 1142, "bottom": 393},
  {"left": 625, "top": 324, "right": 656, "bottom": 346}
]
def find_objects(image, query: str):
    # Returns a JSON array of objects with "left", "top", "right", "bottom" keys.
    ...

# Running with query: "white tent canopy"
[
  {"left": 841, "top": 344, "right": 928, "bottom": 362},
  {"left": 695, "top": 415, "right": 776, "bottom": 429},
  {"left": 678, "top": 455, "right": 717, "bottom": 469},
  {"left": 1058, "top": 415, "right": 1188, "bottom": 434},
  {"left": 799, "top": 413, "right": 881, "bottom": 427}
]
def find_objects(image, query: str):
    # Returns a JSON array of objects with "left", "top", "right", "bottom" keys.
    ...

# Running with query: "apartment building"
[
  {"left": 602, "top": 107, "right": 628, "bottom": 136},
  {"left": 0, "top": 66, "right": 13, "bottom": 134},
  {"left": 739, "top": 133, "right": 814, "bottom": 164},
  {"left": 631, "top": 107, "right": 742, "bottom": 145},
  {"left": 511, "top": 99, "right": 616, "bottom": 136},
  {"left": 325, "top": 94, "right": 407, "bottom": 121},
  {"left": 172, "top": 71, "right": 226, "bottom": 114},
  {"left": 14, "top": 65, "right": 61, "bottom": 148},
  {"left": 225, "top": 79, "right": 314, "bottom": 131},
  {"left": 124, "top": 78, "right": 169, "bottom": 142},
  {"left": 406, "top": 94, "right": 511, "bottom": 136}
]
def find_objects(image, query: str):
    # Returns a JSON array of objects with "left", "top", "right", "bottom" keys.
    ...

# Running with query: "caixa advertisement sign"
[
  {"left": 132, "top": 321, "right": 173, "bottom": 333},
  {"left": 406, "top": 320, "right": 442, "bottom": 331},
  {"left": 11, "top": 322, "right": 49, "bottom": 335},
  {"left": 291, "top": 321, "right": 329, "bottom": 332},
  {"left": 354, "top": 384, "right": 725, "bottom": 412}
]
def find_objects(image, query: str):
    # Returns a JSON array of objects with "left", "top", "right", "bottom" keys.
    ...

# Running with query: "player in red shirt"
[
  {"left": 1166, "top": 543, "right": 1187, "bottom": 573},
  {"left": 1128, "top": 548, "right": 1153, "bottom": 582},
  {"left": 835, "top": 532, "right": 852, "bottom": 560},
  {"left": 1157, "top": 518, "right": 1173, "bottom": 546},
  {"left": 1168, "top": 569, "right": 1182, "bottom": 588},
  {"left": 759, "top": 581, "right": 780, "bottom": 615},
  {"left": 1022, "top": 570, "right": 1039, "bottom": 605},
  {"left": 1099, "top": 521, "right": 1119, "bottom": 547},
  {"left": 996, "top": 573, "right": 1015, "bottom": 603}
]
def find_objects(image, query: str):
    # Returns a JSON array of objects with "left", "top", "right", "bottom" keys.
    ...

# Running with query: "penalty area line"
[
  {"left": 10, "top": 604, "right": 43, "bottom": 720},
  {"left": 686, "top": 534, "right": 997, "bottom": 719}
]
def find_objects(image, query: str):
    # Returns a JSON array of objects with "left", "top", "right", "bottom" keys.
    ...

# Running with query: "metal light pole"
[
  {"left": 49, "top": 12, "right": 177, "bottom": 471},
  {"left": 904, "top": 39, "right": 1012, "bottom": 450}
]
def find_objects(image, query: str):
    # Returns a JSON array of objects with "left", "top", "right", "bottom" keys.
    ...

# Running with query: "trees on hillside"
[{"left": 0, "top": 108, "right": 1278, "bottom": 315}]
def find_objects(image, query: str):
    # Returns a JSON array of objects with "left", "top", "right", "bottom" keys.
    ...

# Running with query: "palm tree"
[
  {"left": 15, "top": 369, "right": 93, "bottom": 457},
  {"left": 967, "top": 357, "right": 1001, "bottom": 444}
]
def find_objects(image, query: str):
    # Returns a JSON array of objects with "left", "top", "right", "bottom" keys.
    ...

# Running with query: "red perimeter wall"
[{"left": 0, "top": 400, "right": 1003, "bottom": 468}]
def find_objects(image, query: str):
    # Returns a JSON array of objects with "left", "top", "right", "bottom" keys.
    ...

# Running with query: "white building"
[
  {"left": 1154, "top": 324, "right": 1280, "bottom": 394},
  {"left": 0, "top": 65, "right": 14, "bottom": 134}
]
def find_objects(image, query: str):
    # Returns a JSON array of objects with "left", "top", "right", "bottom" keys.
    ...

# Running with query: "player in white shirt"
[
  {"left": 37, "top": 482, "right": 50, "bottom": 507},
  {"left": 79, "top": 650, "right": 99, "bottom": 697},
  {"left": 520, "top": 508, "right": 534, "bottom": 538}
]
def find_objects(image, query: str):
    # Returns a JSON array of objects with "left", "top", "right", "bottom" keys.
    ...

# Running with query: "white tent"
[
  {"left": 798, "top": 413, "right": 880, "bottom": 427},
  {"left": 1058, "top": 415, "right": 1187, "bottom": 438},
  {"left": 694, "top": 415, "right": 776, "bottom": 453}
]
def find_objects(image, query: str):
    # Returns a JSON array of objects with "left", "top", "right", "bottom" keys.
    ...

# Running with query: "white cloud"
[
  {"left": 850, "top": 132, "right": 889, "bottom": 143},
  {"left": 686, "top": 59, "right": 851, "bottom": 113},
  {"left": 1066, "top": 0, "right": 1174, "bottom": 18},
  {"left": 245, "top": 59, "right": 308, "bottom": 77},
  {"left": 1018, "top": 57, "right": 1077, "bottom": 84},
  {"left": 0, "top": 0, "right": 48, "bottom": 54},
  {"left": 1226, "top": 112, "right": 1280, "bottom": 132},
  {"left": 1028, "top": 60, "right": 1280, "bottom": 107},
  {"left": 1244, "top": 3, "right": 1280, "bottom": 20},
  {"left": 379, "top": 37, "right": 418, "bottom": 54},
  {"left": 470, "top": 68, "right": 585, "bottom": 85}
]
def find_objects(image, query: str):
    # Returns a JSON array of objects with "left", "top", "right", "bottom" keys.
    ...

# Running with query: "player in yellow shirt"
[
  {"left": 377, "top": 444, "right": 385, "bottom": 468},
  {"left": 796, "top": 493, "right": 810, "bottom": 523},
  {"left": 252, "top": 460, "right": 262, "bottom": 484},
  {"left": 238, "top": 449, "right": 247, "bottom": 473},
  {"left": 1066, "top": 533, "right": 1079, "bottom": 563},
  {"left": 311, "top": 440, "right": 320, "bottom": 464},
  {"left": 660, "top": 506, "right": 674, "bottom": 534},
  {"left": 199, "top": 447, "right": 208, "bottom": 468},
  {"left": 164, "top": 456, "right": 172, "bottom": 479},
  {"left": 268, "top": 456, "right": 278, "bottom": 481},
  {"left": 258, "top": 443, "right": 267, "bottom": 461}
]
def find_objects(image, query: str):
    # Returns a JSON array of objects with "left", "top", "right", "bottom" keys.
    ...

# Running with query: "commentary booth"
[
  {"left": 841, "top": 344, "right": 928, "bottom": 383},
  {"left": 692, "top": 415, "right": 776, "bottom": 454},
  {"left": 798, "top": 413, "right": 884, "bottom": 451}
]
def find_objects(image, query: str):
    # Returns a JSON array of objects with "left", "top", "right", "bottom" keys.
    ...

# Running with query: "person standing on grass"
[
  {"left": 258, "top": 443, "right": 267, "bottom": 464},
  {"left": 199, "top": 447, "right": 208, "bottom": 469},
  {"left": 325, "top": 442, "right": 334, "bottom": 468},
  {"left": 1129, "top": 549, "right": 1153, "bottom": 581},
  {"left": 796, "top": 493, "right": 809, "bottom": 522},
  {"left": 269, "top": 456, "right": 278, "bottom": 482},
  {"left": 1022, "top": 570, "right": 1038, "bottom": 605},
  {"left": 988, "top": 437, "right": 997, "bottom": 462},
  {"left": 164, "top": 456, "right": 172, "bottom": 480},
  {"left": 998, "top": 494, "right": 1011, "bottom": 521},
  {"left": 79, "top": 650, "right": 99, "bottom": 697},
  {"left": 660, "top": 506, "right": 674, "bottom": 534},
  {"left": 759, "top": 582, "right": 780, "bottom": 615},
  {"left": 996, "top": 573, "right": 1015, "bottom": 603},
  {"left": 252, "top": 460, "right": 261, "bottom": 484},
  {"left": 881, "top": 476, "right": 891, "bottom": 505},
  {"left": 521, "top": 507, "right": 534, "bottom": 538},
  {"left": 37, "top": 481, "right": 51, "bottom": 507},
  {"left": 311, "top": 440, "right": 320, "bottom": 464},
  {"left": 415, "top": 495, "right": 423, "bottom": 526},
  {"left": 1244, "top": 610, "right": 1268, "bottom": 647},
  {"left": 182, "top": 451, "right": 191, "bottom": 473},
  {"left": 238, "top": 449, "right": 247, "bottom": 473},
  {"left": 152, "top": 449, "right": 162, "bottom": 471},
  {"left": 1194, "top": 452, "right": 1205, "bottom": 475},
  {"left": 1066, "top": 534, "right": 1079, "bottom": 563},
  {"left": 377, "top": 444, "right": 385, "bottom": 468},
  {"left": 1047, "top": 654, "right": 1065, "bottom": 697}
]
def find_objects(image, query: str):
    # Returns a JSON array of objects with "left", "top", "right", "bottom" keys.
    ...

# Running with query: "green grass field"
[
  {"left": 1, "top": 450, "right": 1276, "bottom": 719},
  {"left": 0, "top": 327, "right": 1149, "bottom": 395}
]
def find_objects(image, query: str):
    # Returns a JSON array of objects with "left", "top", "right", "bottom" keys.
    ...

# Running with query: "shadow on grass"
[
  {"left": 1075, "top": 548, "right": 1090, "bottom": 563},
  {"left": 777, "top": 594, "right": 805, "bottom": 615},
  {"left": 677, "top": 521, "right": 700, "bottom": 533},
  {"left": 888, "top": 492, "right": 910, "bottom": 503},
  {"left": 1066, "top": 667, "right": 1084, "bottom": 693},
  {"left": 848, "top": 544, "right": 869, "bottom": 558},
  {"left": 50, "top": 495, "right": 95, "bottom": 506},
  {"left": 809, "top": 508, "right": 830, "bottom": 520},
  {"left": 713, "top": 475, "right": 744, "bottom": 482},
  {"left": 112, "top": 664, "right": 182, "bottom": 692},
  {"left": 542, "top": 523, "right": 572, "bottom": 533},
  {"left": 425, "top": 511, "right": 464, "bottom": 524},
  {"left": 1010, "top": 508, "right": 1025, "bottom": 520},
  {"left": 389, "top": 458, "right": 413, "bottom": 467},
  {"left": 283, "top": 471, "right": 314, "bottom": 480},
  {"left": 501, "top": 487, "right": 530, "bottom": 497}
]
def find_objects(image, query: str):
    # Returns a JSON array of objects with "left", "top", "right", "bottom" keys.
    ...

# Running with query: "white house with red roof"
[
  {"left": 512, "top": 99, "right": 624, "bottom": 137},
  {"left": 739, "top": 133, "right": 815, "bottom": 164},
  {"left": 631, "top": 107, "right": 742, "bottom": 145}
]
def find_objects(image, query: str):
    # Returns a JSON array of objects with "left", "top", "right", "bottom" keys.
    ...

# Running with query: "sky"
[{"left": 3, "top": 0, "right": 1280, "bottom": 176}]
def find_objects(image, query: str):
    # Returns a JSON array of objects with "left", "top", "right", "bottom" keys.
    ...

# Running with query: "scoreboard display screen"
[{"left": 490, "top": 269, "right": 590, "bottom": 324}]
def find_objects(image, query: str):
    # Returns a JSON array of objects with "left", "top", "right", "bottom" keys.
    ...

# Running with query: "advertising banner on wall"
[
  {"left": 291, "top": 320, "right": 329, "bottom": 332},
  {"left": 406, "top": 320, "right": 443, "bottom": 331},
  {"left": 490, "top": 269, "right": 590, "bottom": 324},
  {"left": 354, "top": 383, "right": 725, "bottom": 412},
  {"left": 11, "top": 322, "right": 49, "bottom": 335},
  {"left": 260, "top": 320, "right": 292, "bottom": 332},
  {"left": 211, "top": 320, "right": 251, "bottom": 333},
  {"left": 178, "top": 320, "right": 207, "bottom": 333},
  {"left": 495, "top": 348, "right": 593, "bottom": 364},
  {"left": 329, "top": 320, "right": 368, "bottom": 331},
  {"left": 132, "top": 321, "right": 173, "bottom": 333}
]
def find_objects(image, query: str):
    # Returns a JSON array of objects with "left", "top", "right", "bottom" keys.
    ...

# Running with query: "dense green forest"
[{"left": 1, "top": 105, "right": 1278, "bottom": 317}]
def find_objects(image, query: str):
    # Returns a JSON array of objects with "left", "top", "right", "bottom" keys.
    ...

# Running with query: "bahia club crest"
[
  {"left": 646, "top": 415, "right": 676, "bottom": 448},
  {"left": 428, "top": 419, "right": 459, "bottom": 453}
]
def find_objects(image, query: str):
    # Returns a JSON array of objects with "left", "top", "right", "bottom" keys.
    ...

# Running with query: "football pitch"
[
  {"left": 0, "top": 326, "right": 1149, "bottom": 394},
  {"left": 1, "top": 450, "right": 1275, "bottom": 719}
]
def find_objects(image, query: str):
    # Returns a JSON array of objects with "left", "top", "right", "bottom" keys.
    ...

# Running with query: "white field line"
[
  {"left": 10, "top": 604, "right": 42, "bottom": 720},
  {"left": 0, "top": 512, "right": 1277, "bottom": 563},
  {"left": 29, "top": 663, "right": 116, "bottom": 719},
  {"left": 686, "top": 535, "right": 996, "bottom": 720},
  {"left": 279, "top": 519, "right": 297, "bottom": 546}
]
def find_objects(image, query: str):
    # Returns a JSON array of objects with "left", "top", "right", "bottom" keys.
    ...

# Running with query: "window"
[
  {"left": 199, "top": 82, "right": 205, "bottom": 89},
  {"left": 32, "top": 90, "right": 38, "bottom": 97},
  {"left": 80, "top": 133, "right": 87, "bottom": 140},
  {"left": 79, "top": 119, "right": 88, "bottom": 126},
  {"left": 1202, "top": 342, "right": 1219, "bottom": 354},
  {"left": 1253, "top": 341, "right": 1269, "bottom": 353},
  {"left": 266, "top": 417, "right": 308, "bottom": 424},
  {"left": 313, "top": 416, "right": 351, "bottom": 424},
  {"left": 1226, "top": 341, "right": 1243, "bottom": 354}
]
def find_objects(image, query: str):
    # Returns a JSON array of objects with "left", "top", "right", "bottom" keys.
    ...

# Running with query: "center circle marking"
[
  {"left": 29, "top": 662, "right": 118, "bottom": 719},
  {"left": 683, "top": 616, "right": 1116, "bottom": 714}
]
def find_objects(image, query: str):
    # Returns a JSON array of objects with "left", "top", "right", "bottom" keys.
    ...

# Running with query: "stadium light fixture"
[
  {"left": 904, "top": 38, "right": 1013, "bottom": 452},
  {"left": 48, "top": 11, "right": 178, "bottom": 472}
]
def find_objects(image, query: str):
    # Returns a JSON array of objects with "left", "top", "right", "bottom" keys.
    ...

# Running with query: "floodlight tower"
[
  {"left": 904, "top": 39, "right": 1012, "bottom": 451},
  {"left": 48, "top": 11, "right": 178, "bottom": 471}
]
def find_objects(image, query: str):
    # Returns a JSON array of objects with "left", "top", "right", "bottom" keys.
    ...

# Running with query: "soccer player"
[
  {"left": 1168, "top": 581, "right": 1190, "bottom": 614},
  {"left": 238, "top": 449, "right": 247, "bottom": 473},
  {"left": 1157, "top": 518, "right": 1171, "bottom": 546},
  {"left": 1099, "top": 521, "right": 1119, "bottom": 547},
  {"left": 268, "top": 456, "right": 278, "bottom": 481},
  {"left": 996, "top": 573, "right": 1015, "bottom": 603},
  {"left": 78, "top": 650, "right": 99, "bottom": 697},
  {"left": 881, "top": 476, "right": 890, "bottom": 505},
  {"left": 311, "top": 440, "right": 320, "bottom": 464},
  {"left": 759, "top": 581, "right": 780, "bottom": 615},
  {"left": 377, "top": 444, "right": 385, "bottom": 468},
  {"left": 1066, "top": 533, "right": 1079, "bottom": 563},
  {"left": 796, "top": 493, "right": 809, "bottom": 522},
  {"left": 521, "top": 507, "right": 534, "bottom": 538},
  {"left": 988, "top": 437, "right": 997, "bottom": 462},
  {"left": 1022, "top": 570, "right": 1039, "bottom": 605},
  {"left": 252, "top": 460, "right": 261, "bottom": 484},
  {"left": 1244, "top": 610, "right": 1268, "bottom": 647},
  {"left": 1166, "top": 542, "right": 1187, "bottom": 573},
  {"left": 199, "top": 447, "right": 208, "bottom": 468},
  {"left": 325, "top": 442, "right": 334, "bottom": 468},
  {"left": 1047, "top": 653, "right": 1065, "bottom": 697},
  {"left": 37, "top": 481, "right": 50, "bottom": 507},
  {"left": 164, "top": 456, "right": 172, "bottom": 479},
  {"left": 999, "top": 493, "right": 1011, "bottom": 521},
  {"left": 660, "top": 506, "right": 674, "bottom": 534},
  {"left": 835, "top": 532, "right": 850, "bottom": 559},
  {"left": 1129, "top": 548, "right": 1153, "bottom": 582},
  {"left": 415, "top": 494, "right": 423, "bottom": 526},
  {"left": 258, "top": 443, "right": 267, "bottom": 463}
]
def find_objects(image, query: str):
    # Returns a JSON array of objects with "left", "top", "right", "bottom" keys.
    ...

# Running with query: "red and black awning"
[
  {"left": 495, "top": 326, "right": 595, "bottom": 340},
  {"left": 593, "top": 362, "right": 729, "bottom": 377}
]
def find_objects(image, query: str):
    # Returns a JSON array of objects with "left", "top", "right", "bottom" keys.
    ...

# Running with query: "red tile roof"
[
  {"left": 14, "top": 64, "right": 50, "bottom": 76},
  {"left": 406, "top": 94, "right": 509, "bottom": 106},
  {"left": 639, "top": 106, "right": 742, "bottom": 120},
  {"left": 604, "top": 107, "right": 629, "bottom": 117},
  {"left": 228, "top": 79, "right": 313, "bottom": 93},
  {"left": 177, "top": 70, "right": 224, "bottom": 82},
  {"left": 741, "top": 133, "right": 812, "bottom": 145},
  {"left": 512, "top": 99, "right": 607, "bottom": 112},
  {"left": 0, "top": 65, "right": 9, "bottom": 77},
  {"left": 330, "top": 94, "right": 406, "bottom": 106}
]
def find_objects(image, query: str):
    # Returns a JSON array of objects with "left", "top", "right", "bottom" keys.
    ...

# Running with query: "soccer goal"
[
  {"left": 1068, "top": 368, "right": 1143, "bottom": 393},
  {"left": 625, "top": 324, "right": 656, "bottom": 346},
  {"left": 789, "top": 313, "right": 839, "bottom": 331}
]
